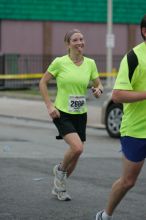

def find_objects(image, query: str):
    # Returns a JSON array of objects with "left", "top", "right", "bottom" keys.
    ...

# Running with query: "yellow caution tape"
[
  {"left": 0, "top": 72, "right": 117, "bottom": 79},
  {"left": 0, "top": 73, "right": 43, "bottom": 79},
  {"left": 99, "top": 72, "right": 118, "bottom": 77}
]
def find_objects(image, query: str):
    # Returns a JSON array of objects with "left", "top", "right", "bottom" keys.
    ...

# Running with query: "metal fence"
[{"left": 0, "top": 54, "right": 122, "bottom": 89}]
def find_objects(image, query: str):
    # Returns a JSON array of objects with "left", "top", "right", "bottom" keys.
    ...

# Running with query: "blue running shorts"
[{"left": 120, "top": 136, "right": 146, "bottom": 162}]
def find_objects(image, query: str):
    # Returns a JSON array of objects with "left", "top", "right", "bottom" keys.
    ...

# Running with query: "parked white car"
[{"left": 101, "top": 92, "right": 123, "bottom": 138}]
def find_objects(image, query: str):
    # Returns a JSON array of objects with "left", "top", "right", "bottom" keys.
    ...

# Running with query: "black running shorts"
[{"left": 53, "top": 110, "right": 87, "bottom": 142}]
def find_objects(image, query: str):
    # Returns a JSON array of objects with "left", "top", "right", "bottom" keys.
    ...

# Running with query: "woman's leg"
[{"left": 61, "top": 132, "right": 84, "bottom": 176}]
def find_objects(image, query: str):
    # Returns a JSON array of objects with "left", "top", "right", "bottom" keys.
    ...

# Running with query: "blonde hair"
[{"left": 64, "top": 29, "right": 82, "bottom": 44}]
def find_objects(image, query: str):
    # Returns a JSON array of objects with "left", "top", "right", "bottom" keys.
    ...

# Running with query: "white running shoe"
[
  {"left": 53, "top": 164, "right": 67, "bottom": 192},
  {"left": 52, "top": 187, "right": 71, "bottom": 201},
  {"left": 96, "top": 211, "right": 104, "bottom": 220}
]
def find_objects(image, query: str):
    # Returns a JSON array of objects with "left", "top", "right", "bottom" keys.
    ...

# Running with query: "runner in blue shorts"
[
  {"left": 121, "top": 136, "right": 146, "bottom": 162},
  {"left": 96, "top": 14, "right": 146, "bottom": 220}
]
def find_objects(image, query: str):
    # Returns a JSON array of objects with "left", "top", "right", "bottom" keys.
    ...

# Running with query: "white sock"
[{"left": 102, "top": 211, "right": 112, "bottom": 220}]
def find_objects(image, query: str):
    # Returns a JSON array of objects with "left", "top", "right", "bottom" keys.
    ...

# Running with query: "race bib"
[{"left": 68, "top": 95, "right": 86, "bottom": 112}]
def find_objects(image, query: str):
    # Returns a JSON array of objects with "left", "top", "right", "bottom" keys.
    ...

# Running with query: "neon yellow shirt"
[
  {"left": 113, "top": 42, "right": 146, "bottom": 138},
  {"left": 47, "top": 55, "right": 99, "bottom": 114}
]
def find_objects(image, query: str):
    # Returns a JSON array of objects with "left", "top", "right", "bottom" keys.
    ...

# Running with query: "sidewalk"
[{"left": 0, "top": 96, "right": 105, "bottom": 129}]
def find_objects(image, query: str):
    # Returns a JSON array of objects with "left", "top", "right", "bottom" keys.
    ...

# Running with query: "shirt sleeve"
[
  {"left": 47, "top": 57, "right": 60, "bottom": 77},
  {"left": 90, "top": 60, "right": 99, "bottom": 80},
  {"left": 113, "top": 55, "right": 133, "bottom": 90}
]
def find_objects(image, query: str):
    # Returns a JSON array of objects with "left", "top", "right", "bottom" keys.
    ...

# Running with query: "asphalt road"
[{"left": 0, "top": 116, "right": 146, "bottom": 220}]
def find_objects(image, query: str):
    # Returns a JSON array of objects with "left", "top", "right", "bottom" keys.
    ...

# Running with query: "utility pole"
[{"left": 106, "top": 0, "right": 115, "bottom": 87}]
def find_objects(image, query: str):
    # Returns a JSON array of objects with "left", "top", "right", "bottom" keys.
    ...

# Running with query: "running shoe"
[
  {"left": 96, "top": 210, "right": 104, "bottom": 220},
  {"left": 52, "top": 186, "right": 71, "bottom": 201},
  {"left": 53, "top": 164, "right": 67, "bottom": 192}
]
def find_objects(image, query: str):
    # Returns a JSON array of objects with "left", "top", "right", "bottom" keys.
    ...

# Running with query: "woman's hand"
[
  {"left": 92, "top": 77, "right": 103, "bottom": 98},
  {"left": 91, "top": 86, "right": 103, "bottom": 98},
  {"left": 46, "top": 103, "right": 60, "bottom": 119}
]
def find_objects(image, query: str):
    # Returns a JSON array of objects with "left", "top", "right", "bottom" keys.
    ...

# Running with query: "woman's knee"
[
  {"left": 72, "top": 143, "right": 83, "bottom": 156},
  {"left": 64, "top": 133, "right": 84, "bottom": 156}
]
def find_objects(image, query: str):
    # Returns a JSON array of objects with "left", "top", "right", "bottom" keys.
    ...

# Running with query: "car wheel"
[{"left": 105, "top": 103, "right": 123, "bottom": 138}]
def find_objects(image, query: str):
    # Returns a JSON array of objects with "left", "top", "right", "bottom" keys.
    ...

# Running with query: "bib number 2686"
[{"left": 69, "top": 96, "right": 86, "bottom": 112}]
